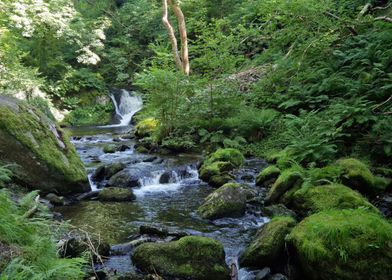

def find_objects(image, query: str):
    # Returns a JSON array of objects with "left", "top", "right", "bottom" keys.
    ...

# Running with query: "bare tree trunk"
[
  {"left": 162, "top": 0, "right": 182, "bottom": 71},
  {"left": 169, "top": 0, "right": 190, "bottom": 75},
  {"left": 162, "top": 0, "right": 190, "bottom": 75}
]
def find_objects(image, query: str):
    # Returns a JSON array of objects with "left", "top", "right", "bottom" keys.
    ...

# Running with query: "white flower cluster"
[{"left": 8, "top": 0, "right": 76, "bottom": 38}]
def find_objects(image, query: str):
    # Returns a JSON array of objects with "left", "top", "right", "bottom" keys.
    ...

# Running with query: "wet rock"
[
  {"left": 0, "top": 96, "right": 89, "bottom": 195},
  {"left": 197, "top": 183, "right": 256, "bottom": 220},
  {"left": 45, "top": 193, "right": 65, "bottom": 206},
  {"left": 132, "top": 236, "right": 229, "bottom": 280},
  {"left": 113, "top": 137, "right": 121, "bottom": 142},
  {"left": 143, "top": 156, "right": 158, "bottom": 163},
  {"left": 241, "top": 173, "right": 254, "bottom": 181},
  {"left": 103, "top": 144, "right": 117, "bottom": 153},
  {"left": 93, "top": 162, "right": 127, "bottom": 182},
  {"left": 98, "top": 187, "right": 135, "bottom": 202},
  {"left": 256, "top": 267, "right": 271, "bottom": 280},
  {"left": 117, "top": 144, "right": 130, "bottom": 152},
  {"left": 159, "top": 171, "right": 172, "bottom": 184},
  {"left": 107, "top": 170, "right": 141, "bottom": 188},
  {"left": 262, "top": 204, "right": 297, "bottom": 219},
  {"left": 375, "top": 193, "right": 392, "bottom": 218},
  {"left": 240, "top": 217, "right": 296, "bottom": 268},
  {"left": 140, "top": 225, "right": 169, "bottom": 237}
]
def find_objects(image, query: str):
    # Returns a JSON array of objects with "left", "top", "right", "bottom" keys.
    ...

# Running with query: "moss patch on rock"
[
  {"left": 132, "top": 236, "right": 229, "bottom": 280},
  {"left": 291, "top": 184, "right": 378, "bottom": 215},
  {"left": 135, "top": 118, "right": 158, "bottom": 138},
  {"left": 0, "top": 96, "right": 88, "bottom": 194},
  {"left": 335, "top": 158, "right": 379, "bottom": 194},
  {"left": 287, "top": 209, "right": 392, "bottom": 280},
  {"left": 256, "top": 165, "right": 281, "bottom": 187},
  {"left": 98, "top": 187, "right": 135, "bottom": 202},
  {"left": 265, "top": 169, "right": 303, "bottom": 204},
  {"left": 197, "top": 183, "right": 254, "bottom": 220},
  {"left": 204, "top": 148, "right": 245, "bottom": 168},
  {"left": 240, "top": 216, "right": 296, "bottom": 268}
]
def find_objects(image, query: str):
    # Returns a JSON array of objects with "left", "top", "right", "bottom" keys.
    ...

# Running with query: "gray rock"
[
  {"left": 268, "top": 273, "right": 288, "bottom": 280},
  {"left": 256, "top": 267, "right": 271, "bottom": 280},
  {"left": 45, "top": 193, "right": 65, "bottom": 206},
  {"left": 107, "top": 170, "right": 141, "bottom": 188}
]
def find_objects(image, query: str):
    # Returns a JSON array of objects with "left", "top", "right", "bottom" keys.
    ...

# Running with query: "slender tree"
[{"left": 162, "top": 0, "right": 190, "bottom": 75}]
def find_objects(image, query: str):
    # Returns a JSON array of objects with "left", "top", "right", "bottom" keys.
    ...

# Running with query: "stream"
[{"left": 56, "top": 90, "right": 269, "bottom": 279}]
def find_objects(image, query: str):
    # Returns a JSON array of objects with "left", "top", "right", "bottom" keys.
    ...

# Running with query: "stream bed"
[{"left": 57, "top": 123, "right": 268, "bottom": 279}]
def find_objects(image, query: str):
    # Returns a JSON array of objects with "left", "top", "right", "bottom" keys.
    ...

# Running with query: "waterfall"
[{"left": 108, "top": 89, "right": 143, "bottom": 127}]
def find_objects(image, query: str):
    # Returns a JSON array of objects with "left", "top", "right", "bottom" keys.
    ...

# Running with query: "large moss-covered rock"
[
  {"left": 240, "top": 216, "right": 296, "bottom": 268},
  {"left": 0, "top": 96, "right": 88, "bottom": 194},
  {"left": 132, "top": 236, "right": 229, "bottom": 280},
  {"left": 98, "top": 187, "right": 135, "bottom": 202},
  {"left": 197, "top": 183, "right": 255, "bottom": 220},
  {"left": 256, "top": 165, "right": 281, "bottom": 187},
  {"left": 265, "top": 169, "right": 303, "bottom": 204},
  {"left": 199, "top": 149, "right": 244, "bottom": 188},
  {"left": 291, "top": 184, "right": 378, "bottom": 215},
  {"left": 335, "top": 158, "right": 381, "bottom": 194},
  {"left": 287, "top": 209, "right": 392, "bottom": 280},
  {"left": 135, "top": 118, "right": 158, "bottom": 138}
]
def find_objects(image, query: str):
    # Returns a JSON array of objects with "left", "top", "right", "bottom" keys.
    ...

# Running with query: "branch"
[
  {"left": 23, "top": 195, "right": 40, "bottom": 219},
  {"left": 375, "top": 16, "right": 392, "bottom": 23},
  {"left": 358, "top": 3, "right": 373, "bottom": 17}
]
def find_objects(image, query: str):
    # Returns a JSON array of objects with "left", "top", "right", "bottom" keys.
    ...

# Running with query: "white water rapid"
[{"left": 106, "top": 89, "right": 143, "bottom": 127}]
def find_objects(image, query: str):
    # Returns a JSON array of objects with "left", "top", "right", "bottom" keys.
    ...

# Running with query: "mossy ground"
[
  {"left": 132, "top": 236, "right": 229, "bottom": 280},
  {"left": 287, "top": 209, "right": 392, "bottom": 280}
]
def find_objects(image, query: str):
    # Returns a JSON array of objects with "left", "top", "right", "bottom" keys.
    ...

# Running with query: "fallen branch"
[
  {"left": 23, "top": 195, "right": 40, "bottom": 219},
  {"left": 375, "top": 16, "right": 392, "bottom": 23}
]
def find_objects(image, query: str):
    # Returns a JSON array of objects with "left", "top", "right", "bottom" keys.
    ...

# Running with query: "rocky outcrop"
[{"left": 0, "top": 96, "right": 89, "bottom": 194}]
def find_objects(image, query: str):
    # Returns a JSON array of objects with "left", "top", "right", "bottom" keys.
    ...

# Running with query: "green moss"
[
  {"left": 307, "top": 165, "right": 342, "bottom": 185},
  {"left": 265, "top": 169, "right": 303, "bottom": 204},
  {"left": 197, "top": 183, "right": 253, "bottom": 220},
  {"left": 240, "top": 216, "right": 296, "bottom": 268},
  {"left": 132, "top": 236, "right": 229, "bottom": 280},
  {"left": 287, "top": 209, "right": 392, "bottom": 280},
  {"left": 103, "top": 144, "right": 116, "bottom": 153},
  {"left": 336, "top": 158, "right": 376, "bottom": 194},
  {"left": 199, "top": 161, "right": 234, "bottom": 181},
  {"left": 135, "top": 118, "right": 158, "bottom": 138},
  {"left": 204, "top": 148, "right": 245, "bottom": 168},
  {"left": 0, "top": 98, "right": 88, "bottom": 193},
  {"left": 291, "top": 184, "right": 379, "bottom": 215},
  {"left": 98, "top": 187, "right": 135, "bottom": 202},
  {"left": 209, "top": 174, "right": 234, "bottom": 187},
  {"left": 256, "top": 165, "right": 281, "bottom": 187}
]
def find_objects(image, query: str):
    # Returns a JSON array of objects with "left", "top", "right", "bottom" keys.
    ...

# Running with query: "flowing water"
[{"left": 57, "top": 90, "right": 268, "bottom": 279}]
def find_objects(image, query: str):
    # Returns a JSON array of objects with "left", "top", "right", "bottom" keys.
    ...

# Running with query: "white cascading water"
[{"left": 106, "top": 89, "right": 143, "bottom": 127}]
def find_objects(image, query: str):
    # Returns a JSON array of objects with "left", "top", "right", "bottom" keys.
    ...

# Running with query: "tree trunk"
[{"left": 162, "top": 0, "right": 190, "bottom": 75}]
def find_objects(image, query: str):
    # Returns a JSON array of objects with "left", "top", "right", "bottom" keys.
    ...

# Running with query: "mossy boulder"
[
  {"left": 132, "top": 236, "right": 229, "bottom": 280},
  {"left": 103, "top": 144, "right": 117, "bottom": 154},
  {"left": 265, "top": 169, "right": 303, "bottom": 204},
  {"left": 135, "top": 118, "right": 158, "bottom": 138},
  {"left": 335, "top": 158, "right": 382, "bottom": 194},
  {"left": 199, "top": 149, "right": 244, "bottom": 188},
  {"left": 197, "top": 183, "right": 255, "bottom": 220},
  {"left": 203, "top": 148, "right": 245, "bottom": 168},
  {"left": 0, "top": 96, "right": 89, "bottom": 194},
  {"left": 287, "top": 209, "right": 392, "bottom": 280},
  {"left": 92, "top": 162, "right": 125, "bottom": 182},
  {"left": 98, "top": 187, "right": 135, "bottom": 202},
  {"left": 239, "top": 216, "right": 296, "bottom": 268},
  {"left": 256, "top": 165, "right": 281, "bottom": 187},
  {"left": 262, "top": 204, "right": 297, "bottom": 219},
  {"left": 291, "top": 184, "right": 379, "bottom": 215}
]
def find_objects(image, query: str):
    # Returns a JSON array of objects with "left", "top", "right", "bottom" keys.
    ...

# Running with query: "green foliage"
[
  {"left": 0, "top": 191, "right": 85, "bottom": 279},
  {"left": 0, "top": 165, "right": 12, "bottom": 188}
]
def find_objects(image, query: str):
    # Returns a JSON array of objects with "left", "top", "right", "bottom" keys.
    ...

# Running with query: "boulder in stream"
[
  {"left": 107, "top": 169, "right": 141, "bottom": 188},
  {"left": 0, "top": 96, "right": 89, "bottom": 194},
  {"left": 197, "top": 183, "right": 255, "bottom": 220},
  {"left": 132, "top": 236, "right": 229, "bottom": 280},
  {"left": 92, "top": 162, "right": 126, "bottom": 182},
  {"left": 98, "top": 187, "right": 135, "bottom": 202}
]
